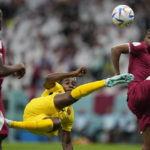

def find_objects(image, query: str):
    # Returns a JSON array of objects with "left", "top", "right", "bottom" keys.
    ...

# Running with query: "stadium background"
[{"left": 0, "top": 0, "right": 149, "bottom": 149}]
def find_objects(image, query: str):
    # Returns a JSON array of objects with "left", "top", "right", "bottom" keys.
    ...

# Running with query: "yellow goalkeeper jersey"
[{"left": 23, "top": 82, "right": 74, "bottom": 136}]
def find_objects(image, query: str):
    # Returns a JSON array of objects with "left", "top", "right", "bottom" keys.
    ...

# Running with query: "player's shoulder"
[
  {"left": 55, "top": 82, "right": 63, "bottom": 89},
  {"left": 131, "top": 42, "right": 141, "bottom": 46},
  {"left": 130, "top": 41, "right": 146, "bottom": 47},
  {"left": 42, "top": 82, "right": 64, "bottom": 97},
  {"left": 114, "top": 42, "right": 141, "bottom": 47},
  {"left": 129, "top": 41, "right": 145, "bottom": 52},
  {"left": 54, "top": 82, "right": 65, "bottom": 93}
]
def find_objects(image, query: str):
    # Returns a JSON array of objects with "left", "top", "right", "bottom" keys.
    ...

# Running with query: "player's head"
[
  {"left": 144, "top": 29, "right": 150, "bottom": 47},
  {"left": 60, "top": 77, "right": 77, "bottom": 92}
]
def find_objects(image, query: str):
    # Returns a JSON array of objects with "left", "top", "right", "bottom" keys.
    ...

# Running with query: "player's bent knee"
[
  {"left": 67, "top": 92, "right": 77, "bottom": 101},
  {"left": 43, "top": 117, "right": 61, "bottom": 131},
  {"left": 51, "top": 118, "right": 61, "bottom": 131}
]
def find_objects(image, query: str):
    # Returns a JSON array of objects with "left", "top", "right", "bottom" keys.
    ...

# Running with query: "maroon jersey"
[
  {"left": 128, "top": 41, "right": 150, "bottom": 85},
  {"left": 127, "top": 41, "right": 150, "bottom": 131},
  {"left": 0, "top": 39, "right": 8, "bottom": 139}
]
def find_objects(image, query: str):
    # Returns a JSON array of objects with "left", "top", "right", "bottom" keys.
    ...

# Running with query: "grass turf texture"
[{"left": 3, "top": 143, "right": 142, "bottom": 150}]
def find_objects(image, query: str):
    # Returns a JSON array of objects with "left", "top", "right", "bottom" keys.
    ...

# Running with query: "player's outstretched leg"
[
  {"left": 5, "top": 117, "right": 61, "bottom": 133},
  {"left": 55, "top": 73, "right": 134, "bottom": 109},
  {"left": 71, "top": 73, "right": 134, "bottom": 100},
  {"left": 105, "top": 73, "right": 134, "bottom": 87}
]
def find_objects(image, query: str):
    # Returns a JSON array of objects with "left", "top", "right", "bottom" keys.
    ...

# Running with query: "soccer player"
[
  {"left": 111, "top": 29, "right": 150, "bottom": 150},
  {"left": 0, "top": 9, "right": 25, "bottom": 150},
  {"left": 5, "top": 67, "right": 133, "bottom": 149}
]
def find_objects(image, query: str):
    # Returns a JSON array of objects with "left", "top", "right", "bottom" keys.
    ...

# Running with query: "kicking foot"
[{"left": 105, "top": 73, "right": 134, "bottom": 87}]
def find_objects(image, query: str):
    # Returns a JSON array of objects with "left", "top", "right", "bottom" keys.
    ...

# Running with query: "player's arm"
[
  {"left": 0, "top": 54, "right": 25, "bottom": 78},
  {"left": 44, "top": 66, "right": 87, "bottom": 89},
  {"left": 111, "top": 44, "right": 129, "bottom": 75},
  {"left": 60, "top": 130, "right": 73, "bottom": 150}
]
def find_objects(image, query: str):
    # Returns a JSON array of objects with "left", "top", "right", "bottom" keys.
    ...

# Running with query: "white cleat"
[
  {"left": 5, "top": 118, "right": 12, "bottom": 127},
  {"left": 105, "top": 73, "right": 134, "bottom": 87}
]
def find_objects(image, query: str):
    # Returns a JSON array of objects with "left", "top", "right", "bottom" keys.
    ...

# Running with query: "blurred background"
[{"left": 0, "top": 0, "right": 149, "bottom": 145}]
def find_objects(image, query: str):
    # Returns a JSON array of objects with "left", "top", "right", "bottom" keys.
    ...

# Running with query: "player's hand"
[
  {"left": 73, "top": 67, "right": 87, "bottom": 77},
  {"left": 14, "top": 63, "right": 26, "bottom": 79}
]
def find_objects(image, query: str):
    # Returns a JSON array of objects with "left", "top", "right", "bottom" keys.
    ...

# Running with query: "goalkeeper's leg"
[
  {"left": 5, "top": 117, "right": 61, "bottom": 132},
  {"left": 54, "top": 73, "right": 134, "bottom": 109}
]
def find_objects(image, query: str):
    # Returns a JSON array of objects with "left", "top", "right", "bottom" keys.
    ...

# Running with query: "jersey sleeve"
[
  {"left": 61, "top": 106, "right": 74, "bottom": 132},
  {"left": 41, "top": 89, "right": 51, "bottom": 97},
  {"left": 129, "top": 42, "right": 143, "bottom": 55},
  {"left": 41, "top": 82, "right": 65, "bottom": 97}
]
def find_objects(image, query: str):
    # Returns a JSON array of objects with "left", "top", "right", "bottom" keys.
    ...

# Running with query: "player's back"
[{"left": 128, "top": 41, "right": 150, "bottom": 84}]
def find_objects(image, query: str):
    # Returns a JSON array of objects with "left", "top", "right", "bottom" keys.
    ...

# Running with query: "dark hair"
[{"left": 58, "top": 79, "right": 63, "bottom": 85}]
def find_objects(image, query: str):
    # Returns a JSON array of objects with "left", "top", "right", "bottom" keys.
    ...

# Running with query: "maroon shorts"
[
  {"left": 0, "top": 95, "right": 8, "bottom": 140},
  {"left": 128, "top": 80, "right": 150, "bottom": 131}
]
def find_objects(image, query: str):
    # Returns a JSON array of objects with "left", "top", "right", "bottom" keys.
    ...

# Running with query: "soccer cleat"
[
  {"left": 105, "top": 73, "right": 134, "bottom": 87},
  {"left": 5, "top": 118, "right": 12, "bottom": 127}
]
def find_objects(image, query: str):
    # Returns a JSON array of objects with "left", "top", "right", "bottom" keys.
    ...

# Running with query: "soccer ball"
[{"left": 112, "top": 5, "right": 134, "bottom": 27}]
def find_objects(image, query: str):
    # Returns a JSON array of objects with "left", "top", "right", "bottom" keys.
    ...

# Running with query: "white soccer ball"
[{"left": 112, "top": 5, "right": 134, "bottom": 27}]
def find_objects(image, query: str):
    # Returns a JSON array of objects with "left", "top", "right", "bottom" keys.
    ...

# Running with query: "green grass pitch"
[{"left": 3, "top": 143, "right": 142, "bottom": 150}]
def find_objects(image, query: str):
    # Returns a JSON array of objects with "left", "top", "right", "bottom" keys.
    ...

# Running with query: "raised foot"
[{"left": 105, "top": 73, "right": 134, "bottom": 87}]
